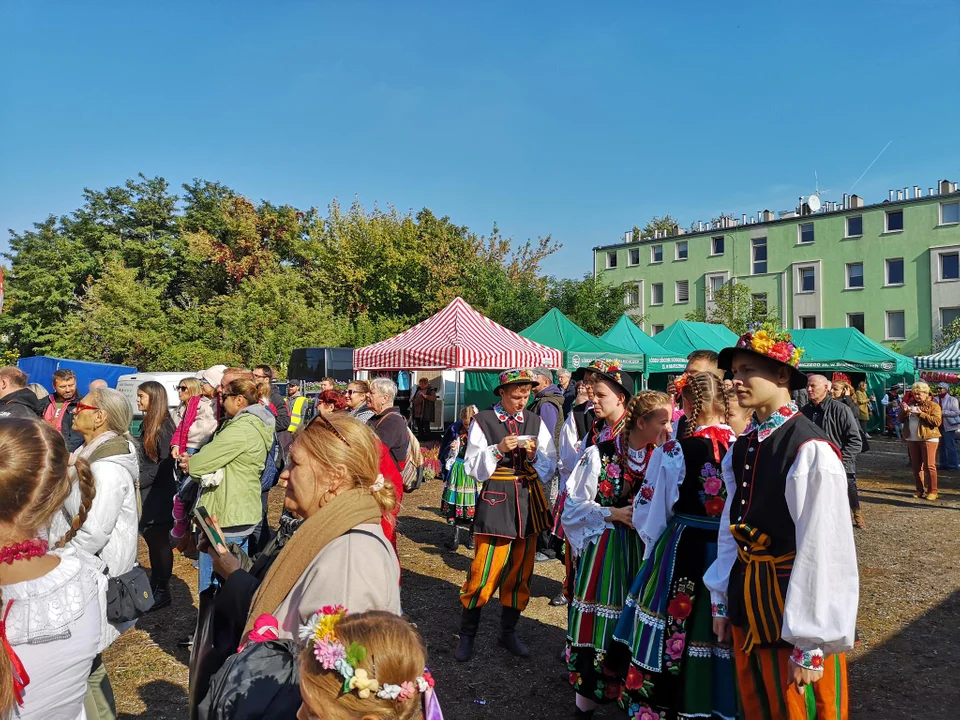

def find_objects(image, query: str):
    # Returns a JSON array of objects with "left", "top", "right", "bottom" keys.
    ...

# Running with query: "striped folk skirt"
[{"left": 441, "top": 458, "right": 478, "bottom": 526}]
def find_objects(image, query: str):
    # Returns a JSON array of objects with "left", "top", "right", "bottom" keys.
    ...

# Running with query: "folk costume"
[
  {"left": 706, "top": 327, "right": 858, "bottom": 720},
  {"left": 562, "top": 363, "right": 650, "bottom": 704},
  {"left": 456, "top": 370, "right": 557, "bottom": 660},
  {"left": 610, "top": 422, "right": 740, "bottom": 720},
  {"left": 441, "top": 417, "right": 479, "bottom": 527}
]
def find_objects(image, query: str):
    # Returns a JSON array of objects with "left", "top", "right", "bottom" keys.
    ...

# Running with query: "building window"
[
  {"left": 708, "top": 275, "right": 725, "bottom": 299},
  {"left": 651, "top": 245, "right": 663, "bottom": 263},
  {"left": 628, "top": 248, "right": 640, "bottom": 266},
  {"left": 886, "top": 311, "right": 905, "bottom": 340},
  {"left": 797, "top": 266, "right": 816, "bottom": 293},
  {"left": 846, "top": 262, "right": 864, "bottom": 289},
  {"left": 799, "top": 316, "right": 817, "bottom": 329},
  {"left": 675, "top": 280, "right": 689, "bottom": 304},
  {"left": 676, "top": 241, "right": 688, "bottom": 260},
  {"left": 798, "top": 222, "right": 815, "bottom": 244},
  {"left": 886, "top": 258, "right": 904, "bottom": 286},
  {"left": 624, "top": 284, "right": 640, "bottom": 306},
  {"left": 886, "top": 209, "right": 904, "bottom": 232},
  {"left": 846, "top": 215, "right": 863, "bottom": 237},
  {"left": 711, "top": 236, "right": 725, "bottom": 255},
  {"left": 942, "top": 308, "right": 960, "bottom": 329},
  {"left": 752, "top": 237, "right": 767, "bottom": 274},
  {"left": 651, "top": 283, "right": 663, "bottom": 306},
  {"left": 652, "top": 324, "right": 664, "bottom": 335},
  {"left": 751, "top": 293, "right": 768, "bottom": 313},
  {"left": 847, "top": 312, "right": 865, "bottom": 334},
  {"left": 606, "top": 251, "right": 618, "bottom": 269},
  {"left": 941, "top": 201, "right": 960, "bottom": 226},
  {"left": 940, "top": 251, "right": 959, "bottom": 281}
]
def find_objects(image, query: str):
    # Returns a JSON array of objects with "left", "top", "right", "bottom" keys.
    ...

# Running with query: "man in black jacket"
[
  {"left": 800, "top": 374, "right": 865, "bottom": 528},
  {"left": 0, "top": 367, "right": 44, "bottom": 419}
]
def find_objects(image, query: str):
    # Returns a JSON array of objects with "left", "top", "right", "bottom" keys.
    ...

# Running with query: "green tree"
[
  {"left": 634, "top": 215, "right": 681, "bottom": 240},
  {"left": 932, "top": 318, "right": 960, "bottom": 352},
  {"left": 685, "top": 282, "right": 780, "bottom": 336},
  {"left": 547, "top": 273, "right": 637, "bottom": 336}
]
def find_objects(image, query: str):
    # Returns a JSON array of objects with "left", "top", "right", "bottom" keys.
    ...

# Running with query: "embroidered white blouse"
[
  {"left": 636, "top": 425, "right": 737, "bottom": 558},
  {"left": 703, "top": 413, "right": 859, "bottom": 666},
  {"left": 463, "top": 406, "right": 557, "bottom": 486},
  {"left": 557, "top": 411, "right": 586, "bottom": 492}
]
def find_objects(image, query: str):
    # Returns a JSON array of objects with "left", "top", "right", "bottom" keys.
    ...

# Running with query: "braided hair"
[
  {"left": 624, "top": 391, "right": 672, "bottom": 430},
  {"left": 681, "top": 372, "right": 728, "bottom": 436}
]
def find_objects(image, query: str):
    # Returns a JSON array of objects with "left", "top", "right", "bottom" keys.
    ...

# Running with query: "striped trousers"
[
  {"left": 732, "top": 626, "right": 849, "bottom": 720},
  {"left": 459, "top": 534, "right": 536, "bottom": 611}
]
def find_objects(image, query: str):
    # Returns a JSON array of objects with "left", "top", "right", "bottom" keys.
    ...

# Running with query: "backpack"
[
  {"left": 260, "top": 434, "right": 283, "bottom": 491},
  {"left": 401, "top": 427, "right": 425, "bottom": 492}
]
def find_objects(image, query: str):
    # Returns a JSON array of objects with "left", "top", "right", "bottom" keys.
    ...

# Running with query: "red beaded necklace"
[
  {"left": 619, "top": 435, "right": 654, "bottom": 491},
  {"left": 0, "top": 538, "right": 48, "bottom": 565}
]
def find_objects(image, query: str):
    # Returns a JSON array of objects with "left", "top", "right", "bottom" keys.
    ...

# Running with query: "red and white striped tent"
[{"left": 353, "top": 297, "right": 562, "bottom": 370}]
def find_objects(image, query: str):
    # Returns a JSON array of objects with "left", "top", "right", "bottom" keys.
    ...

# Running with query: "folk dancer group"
[{"left": 448, "top": 325, "right": 859, "bottom": 720}]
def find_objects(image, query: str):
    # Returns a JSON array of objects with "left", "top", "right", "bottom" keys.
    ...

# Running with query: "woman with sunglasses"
[
  {"left": 179, "top": 378, "right": 274, "bottom": 593},
  {"left": 346, "top": 380, "right": 374, "bottom": 423}
]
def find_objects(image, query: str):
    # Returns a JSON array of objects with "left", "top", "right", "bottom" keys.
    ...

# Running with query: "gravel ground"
[{"left": 107, "top": 435, "right": 960, "bottom": 719}]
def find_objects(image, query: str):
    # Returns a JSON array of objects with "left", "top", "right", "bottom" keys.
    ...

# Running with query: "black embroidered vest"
[{"left": 473, "top": 409, "right": 543, "bottom": 474}]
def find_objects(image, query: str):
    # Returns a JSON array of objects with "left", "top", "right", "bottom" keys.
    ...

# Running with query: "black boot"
[
  {"left": 445, "top": 526, "right": 461, "bottom": 551},
  {"left": 465, "top": 531, "right": 475, "bottom": 551},
  {"left": 149, "top": 581, "right": 171, "bottom": 611},
  {"left": 498, "top": 607, "right": 529, "bottom": 658},
  {"left": 455, "top": 607, "right": 482, "bottom": 662}
]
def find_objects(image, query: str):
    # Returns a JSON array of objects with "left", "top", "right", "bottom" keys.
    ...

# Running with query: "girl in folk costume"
[
  {"left": 708, "top": 326, "right": 858, "bottom": 720},
  {"left": 562, "top": 361, "right": 672, "bottom": 719},
  {"left": 610, "top": 371, "right": 740, "bottom": 720},
  {"left": 441, "top": 405, "right": 479, "bottom": 551}
]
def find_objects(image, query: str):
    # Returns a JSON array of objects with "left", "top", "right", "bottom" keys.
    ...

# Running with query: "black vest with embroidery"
[
  {"left": 727, "top": 413, "right": 830, "bottom": 630},
  {"left": 592, "top": 436, "right": 634, "bottom": 509},
  {"left": 473, "top": 409, "right": 543, "bottom": 474},
  {"left": 674, "top": 436, "right": 729, "bottom": 518}
]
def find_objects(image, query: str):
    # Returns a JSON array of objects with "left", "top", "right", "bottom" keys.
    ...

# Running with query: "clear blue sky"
[{"left": 1, "top": 0, "right": 957, "bottom": 278}]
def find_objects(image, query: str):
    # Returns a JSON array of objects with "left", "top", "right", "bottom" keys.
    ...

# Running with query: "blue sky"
[{"left": 1, "top": 0, "right": 957, "bottom": 278}]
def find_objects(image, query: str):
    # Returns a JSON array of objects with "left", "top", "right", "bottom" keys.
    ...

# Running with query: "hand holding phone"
[{"left": 194, "top": 506, "right": 227, "bottom": 556}]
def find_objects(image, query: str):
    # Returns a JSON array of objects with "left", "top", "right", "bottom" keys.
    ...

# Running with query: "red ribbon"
[
  {"left": 0, "top": 600, "right": 29, "bottom": 706},
  {"left": 690, "top": 425, "right": 733, "bottom": 463}
]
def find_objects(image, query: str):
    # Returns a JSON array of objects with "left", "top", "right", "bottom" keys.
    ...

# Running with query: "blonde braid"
[
  {"left": 687, "top": 379, "right": 704, "bottom": 436},
  {"left": 625, "top": 391, "right": 672, "bottom": 431}
]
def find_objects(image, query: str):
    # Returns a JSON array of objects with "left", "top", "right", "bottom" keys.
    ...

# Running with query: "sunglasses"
[
  {"left": 344, "top": 390, "right": 360, "bottom": 396},
  {"left": 73, "top": 403, "right": 99, "bottom": 413},
  {"left": 177, "top": 386, "right": 189, "bottom": 392},
  {"left": 222, "top": 393, "right": 239, "bottom": 399},
  {"left": 310, "top": 412, "right": 351, "bottom": 447}
]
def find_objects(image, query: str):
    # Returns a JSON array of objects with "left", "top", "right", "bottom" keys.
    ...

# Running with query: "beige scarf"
[{"left": 242, "top": 487, "right": 382, "bottom": 638}]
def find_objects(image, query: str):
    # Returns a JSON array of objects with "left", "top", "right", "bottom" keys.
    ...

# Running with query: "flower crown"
[
  {"left": 498, "top": 369, "right": 535, "bottom": 386},
  {"left": 299, "top": 606, "right": 434, "bottom": 703},
  {"left": 735, "top": 323, "right": 803, "bottom": 368},
  {"left": 587, "top": 359, "right": 622, "bottom": 382}
]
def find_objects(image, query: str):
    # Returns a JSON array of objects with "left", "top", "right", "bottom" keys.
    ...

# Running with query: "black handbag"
[{"left": 104, "top": 565, "right": 155, "bottom": 623}]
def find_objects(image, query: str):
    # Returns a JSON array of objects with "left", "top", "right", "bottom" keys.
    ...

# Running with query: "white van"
[{"left": 116, "top": 372, "right": 198, "bottom": 418}]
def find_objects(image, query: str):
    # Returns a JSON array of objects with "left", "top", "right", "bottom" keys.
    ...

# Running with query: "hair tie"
[{"left": 370, "top": 475, "right": 385, "bottom": 493}]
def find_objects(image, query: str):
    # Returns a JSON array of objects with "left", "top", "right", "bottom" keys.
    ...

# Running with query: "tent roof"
[
  {"left": 520, "top": 309, "right": 645, "bottom": 371},
  {"left": 654, "top": 320, "right": 739, "bottom": 357},
  {"left": 786, "top": 328, "right": 914, "bottom": 375},
  {"left": 914, "top": 338, "right": 960, "bottom": 371},
  {"left": 600, "top": 315, "right": 687, "bottom": 373},
  {"left": 352, "top": 297, "right": 562, "bottom": 370}
]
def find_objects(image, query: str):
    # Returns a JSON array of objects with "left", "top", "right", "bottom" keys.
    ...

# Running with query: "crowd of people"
[{"left": 0, "top": 334, "right": 955, "bottom": 719}]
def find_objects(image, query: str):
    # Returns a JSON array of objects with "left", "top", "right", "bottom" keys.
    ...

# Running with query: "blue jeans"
[
  {"left": 938, "top": 429, "right": 958, "bottom": 470},
  {"left": 199, "top": 535, "right": 248, "bottom": 592}
]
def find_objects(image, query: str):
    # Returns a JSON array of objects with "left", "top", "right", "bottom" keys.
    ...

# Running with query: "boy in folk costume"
[
  {"left": 706, "top": 326, "right": 858, "bottom": 719},
  {"left": 455, "top": 370, "right": 557, "bottom": 662}
]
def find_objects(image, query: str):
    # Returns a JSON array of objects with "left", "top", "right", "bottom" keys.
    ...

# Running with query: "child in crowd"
[
  {"left": 888, "top": 396, "right": 903, "bottom": 439},
  {"left": 441, "top": 405, "right": 480, "bottom": 551}
]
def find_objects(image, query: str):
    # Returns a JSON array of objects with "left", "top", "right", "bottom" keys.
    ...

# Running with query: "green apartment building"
[{"left": 594, "top": 178, "right": 960, "bottom": 355}]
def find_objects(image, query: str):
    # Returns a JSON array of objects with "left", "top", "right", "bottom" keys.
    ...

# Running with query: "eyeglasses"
[
  {"left": 344, "top": 390, "right": 358, "bottom": 396},
  {"left": 222, "top": 393, "right": 239, "bottom": 399},
  {"left": 310, "top": 412, "right": 351, "bottom": 447},
  {"left": 177, "top": 386, "right": 189, "bottom": 392},
  {"left": 73, "top": 403, "right": 99, "bottom": 413}
]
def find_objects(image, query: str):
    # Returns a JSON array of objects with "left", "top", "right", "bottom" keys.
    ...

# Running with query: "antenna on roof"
[{"left": 848, "top": 140, "right": 893, "bottom": 193}]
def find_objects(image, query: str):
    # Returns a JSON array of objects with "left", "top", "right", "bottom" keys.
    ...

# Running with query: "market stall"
[
  {"left": 653, "top": 320, "right": 739, "bottom": 358},
  {"left": 600, "top": 314, "right": 687, "bottom": 390},
  {"left": 914, "top": 339, "right": 960, "bottom": 372},
  {"left": 519, "top": 309, "right": 644, "bottom": 372}
]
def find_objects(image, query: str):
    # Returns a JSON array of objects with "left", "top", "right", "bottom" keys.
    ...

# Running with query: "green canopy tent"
[
  {"left": 787, "top": 327, "right": 916, "bottom": 432},
  {"left": 519, "top": 309, "right": 645, "bottom": 373},
  {"left": 600, "top": 315, "right": 687, "bottom": 380},
  {"left": 654, "top": 320, "right": 739, "bottom": 358}
]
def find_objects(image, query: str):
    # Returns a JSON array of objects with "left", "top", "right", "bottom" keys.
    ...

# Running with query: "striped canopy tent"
[
  {"left": 353, "top": 297, "right": 562, "bottom": 370},
  {"left": 914, "top": 339, "right": 960, "bottom": 371}
]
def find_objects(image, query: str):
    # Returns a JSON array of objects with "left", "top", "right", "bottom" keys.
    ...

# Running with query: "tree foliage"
[
  {"left": 684, "top": 282, "right": 781, "bottom": 336},
  {"left": 0, "top": 174, "right": 623, "bottom": 376},
  {"left": 932, "top": 318, "right": 960, "bottom": 352}
]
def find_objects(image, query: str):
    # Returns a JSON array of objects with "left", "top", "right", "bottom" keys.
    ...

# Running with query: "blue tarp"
[{"left": 17, "top": 356, "right": 137, "bottom": 394}]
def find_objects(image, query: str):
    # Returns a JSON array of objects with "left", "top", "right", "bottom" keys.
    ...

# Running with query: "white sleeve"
[
  {"left": 532, "top": 419, "right": 557, "bottom": 483},
  {"left": 463, "top": 421, "right": 499, "bottom": 484},
  {"left": 703, "top": 444, "right": 738, "bottom": 617},
  {"left": 557, "top": 413, "right": 581, "bottom": 492},
  {"left": 444, "top": 436, "right": 461, "bottom": 471},
  {"left": 636, "top": 442, "right": 685, "bottom": 559},
  {"left": 561, "top": 446, "right": 610, "bottom": 556},
  {"left": 67, "top": 463, "right": 125, "bottom": 557},
  {"left": 782, "top": 440, "right": 859, "bottom": 664}
]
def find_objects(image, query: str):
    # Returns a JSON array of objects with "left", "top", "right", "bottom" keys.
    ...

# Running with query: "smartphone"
[{"left": 193, "top": 506, "right": 226, "bottom": 555}]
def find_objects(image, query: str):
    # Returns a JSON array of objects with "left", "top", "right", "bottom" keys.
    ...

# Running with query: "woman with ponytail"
[
  {"left": 608, "top": 371, "right": 739, "bottom": 720},
  {"left": 0, "top": 417, "right": 107, "bottom": 720}
]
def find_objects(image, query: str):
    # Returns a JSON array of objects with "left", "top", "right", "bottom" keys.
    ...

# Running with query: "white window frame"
[
  {"left": 605, "top": 251, "right": 618, "bottom": 269},
  {"left": 885, "top": 257, "right": 905, "bottom": 287},
  {"left": 885, "top": 310, "right": 906, "bottom": 341},
  {"left": 751, "top": 292, "right": 768, "bottom": 313},
  {"left": 752, "top": 237, "right": 768, "bottom": 275},
  {"left": 796, "top": 264, "right": 817, "bottom": 294},
  {"left": 939, "top": 251, "right": 960, "bottom": 282},
  {"left": 885, "top": 209, "right": 904, "bottom": 233},
  {"left": 940, "top": 201, "right": 960, "bottom": 227},
  {"left": 675, "top": 280, "right": 689, "bottom": 304},
  {"left": 627, "top": 248, "right": 641, "bottom": 267},
  {"left": 711, "top": 236, "right": 725, "bottom": 256},
  {"left": 650, "top": 282, "right": 664, "bottom": 306},
  {"left": 845, "top": 215, "right": 863, "bottom": 238},
  {"left": 650, "top": 245, "right": 663, "bottom": 264},
  {"left": 624, "top": 283, "right": 641, "bottom": 307},
  {"left": 798, "top": 315, "right": 817, "bottom": 329},
  {"left": 797, "top": 222, "right": 815, "bottom": 244},
  {"left": 847, "top": 312, "right": 865, "bottom": 333},
  {"left": 706, "top": 273, "right": 726, "bottom": 300},
  {"left": 675, "top": 241, "right": 688, "bottom": 261},
  {"left": 652, "top": 324, "right": 665, "bottom": 335},
  {"left": 845, "top": 262, "right": 864, "bottom": 290}
]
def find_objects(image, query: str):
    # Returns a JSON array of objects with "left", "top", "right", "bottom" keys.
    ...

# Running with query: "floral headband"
[
  {"left": 299, "top": 606, "right": 435, "bottom": 703},
  {"left": 586, "top": 359, "right": 622, "bottom": 383},
  {"left": 735, "top": 323, "right": 803, "bottom": 368},
  {"left": 673, "top": 372, "right": 690, "bottom": 394},
  {"left": 498, "top": 369, "right": 535, "bottom": 385}
]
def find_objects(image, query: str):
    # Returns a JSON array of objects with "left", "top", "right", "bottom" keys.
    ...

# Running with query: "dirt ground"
[{"left": 108, "top": 436, "right": 960, "bottom": 719}]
